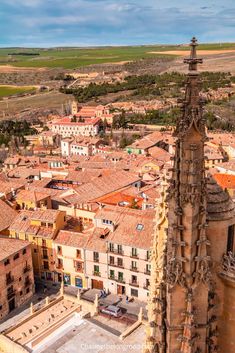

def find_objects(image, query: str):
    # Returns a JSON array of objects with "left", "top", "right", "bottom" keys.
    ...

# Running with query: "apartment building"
[
  {"left": 16, "top": 190, "right": 52, "bottom": 210},
  {"left": 53, "top": 230, "right": 89, "bottom": 286},
  {"left": 61, "top": 136, "right": 103, "bottom": 157},
  {"left": 52, "top": 206, "right": 153, "bottom": 301},
  {"left": 94, "top": 206, "right": 153, "bottom": 301},
  {"left": 52, "top": 116, "right": 101, "bottom": 137},
  {"left": 0, "top": 238, "right": 34, "bottom": 320},
  {"left": 9, "top": 209, "right": 66, "bottom": 282}
]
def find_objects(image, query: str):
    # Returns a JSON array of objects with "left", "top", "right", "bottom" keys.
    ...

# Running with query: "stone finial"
[
  {"left": 138, "top": 307, "right": 144, "bottom": 322},
  {"left": 60, "top": 280, "right": 64, "bottom": 296},
  {"left": 94, "top": 293, "right": 99, "bottom": 308},
  {"left": 184, "top": 37, "right": 203, "bottom": 72},
  {"left": 30, "top": 302, "right": 34, "bottom": 315},
  {"left": 45, "top": 296, "right": 49, "bottom": 305}
]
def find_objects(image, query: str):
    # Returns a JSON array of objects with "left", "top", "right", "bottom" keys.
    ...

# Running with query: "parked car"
[{"left": 100, "top": 305, "right": 122, "bottom": 318}]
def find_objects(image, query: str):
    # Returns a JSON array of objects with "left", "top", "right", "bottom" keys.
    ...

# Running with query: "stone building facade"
[
  {"left": 0, "top": 238, "right": 34, "bottom": 320},
  {"left": 144, "top": 38, "right": 235, "bottom": 353}
]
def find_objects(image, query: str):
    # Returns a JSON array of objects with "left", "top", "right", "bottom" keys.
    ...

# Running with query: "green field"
[
  {"left": 0, "top": 85, "right": 36, "bottom": 98},
  {"left": 0, "top": 42, "right": 234, "bottom": 70}
]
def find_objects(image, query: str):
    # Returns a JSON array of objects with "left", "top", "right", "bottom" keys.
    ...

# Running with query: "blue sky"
[{"left": 0, "top": 0, "right": 235, "bottom": 47}]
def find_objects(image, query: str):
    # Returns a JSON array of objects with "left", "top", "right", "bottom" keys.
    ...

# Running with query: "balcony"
[
  {"left": 6, "top": 276, "right": 14, "bottom": 286},
  {"left": 109, "top": 249, "right": 124, "bottom": 256},
  {"left": 108, "top": 275, "right": 125, "bottom": 283},
  {"left": 144, "top": 270, "right": 151, "bottom": 275},
  {"left": 130, "top": 254, "right": 139, "bottom": 259},
  {"left": 56, "top": 263, "right": 63, "bottom": 270},
  {"left": 42, "top": 254, "right": 49, "bottom": 260},
  {"left": 93, "top": 271, "right": 101, "bottom": 277},
  {"left": 129, "top": 281, "right": 139, "bottom": 287},
  {"left": 93, "top": 258, "right": 99, "bottom": 263},
  {"left": 130, "top": 267, "right": 139, "bottom": 272},
  {"left": 23, "top": 265, "right": 31, "bottom": 274},
  {"left": 75, "top": 267, "right": 84, "bottom": 273},
  {"left": 144, "top": 285, "right": 150, "bottom": 290},
  {"left": 108, "top": 262, "right": 124, "bottom": 269}
]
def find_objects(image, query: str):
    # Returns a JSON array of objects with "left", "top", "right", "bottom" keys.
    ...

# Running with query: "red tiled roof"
[{"left": 214, "top": 173, "right": 235, "bottom": 189}]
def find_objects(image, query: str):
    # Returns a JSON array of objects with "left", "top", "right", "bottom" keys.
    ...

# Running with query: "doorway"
[
  {"left": 117, "top": 285, "right": 126, "bottom": 295},
  {"left": 8, "top": 298, "right": 15, "bottom": 312}
]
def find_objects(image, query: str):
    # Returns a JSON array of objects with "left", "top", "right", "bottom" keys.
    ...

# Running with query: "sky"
[{"left": 0, "top": 0, "right": 235, "bottom": 47}]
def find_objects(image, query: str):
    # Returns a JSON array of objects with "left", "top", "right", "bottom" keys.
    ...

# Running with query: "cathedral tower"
[{"left": 144, "top": 37, "right": 235, "bottom": 353}]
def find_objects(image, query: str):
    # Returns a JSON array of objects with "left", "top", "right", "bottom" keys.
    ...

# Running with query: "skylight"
[{"left": 136, "top": 224, "right": 144, "bottom": 231}]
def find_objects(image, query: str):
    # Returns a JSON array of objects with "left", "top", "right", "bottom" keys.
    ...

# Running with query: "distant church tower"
[{"left": 144, "top": 38, "right": 235, "bottom": 353}]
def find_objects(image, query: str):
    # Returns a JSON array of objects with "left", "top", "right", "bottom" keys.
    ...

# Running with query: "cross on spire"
[{"left": 184, "top": 37, "right": 203, "bottom": 71}]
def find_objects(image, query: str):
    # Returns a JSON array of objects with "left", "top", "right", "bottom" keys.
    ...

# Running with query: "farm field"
[
  {"left": 0, "top": 43, "right": 235, "bottom": 69},
  {"left": 0, "top": 85, "right": 36, "bottom": 97},
  {"left": 0, "top": 91, "right": 73, "bottom": 118}
]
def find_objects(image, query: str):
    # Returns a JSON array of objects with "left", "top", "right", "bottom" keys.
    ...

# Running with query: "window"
[
  {"left": 102, "top": 219, "right": 112, "bottom": 225},
  {"left": 22, "top": 249, "right": 27, "bottom": 255},
  {"left": 43, "top": 261, "right": 49, "bottom": 270},
  {"left": 131, "top": 288, "right": 138, "bottom": 297},
  {"left": 57, "top": 258, "right": 63, "bottom": 269},
  {"left": 227, "top": 225, "right": 234, "bottom": 253},
  {"left": 26, "top": 288, "right": 30, "bottom": 294},
  {"left": 146, "top": 264, "right": 151, "bottom": 275},
  {"left": 75, "top": 261, "right": 83, "bottom": 272},
  {"left": 93, "top": 252, "right": 99, "bottom": 262},
  {"left": 25, "top": 234, "right": 28, "bottom": 241},
  {"left": 109, "top": 256, "right": 114, "bottom": 265},
  {"left": 34, "top": 249, "right": 37, "bottom": 253},
  {"left": 146, "top": 250, "right": 151, "bottom": 260},
  {"left": 109, "top": 243, "right": 114, "bottom": 252},
  {"left": 4, "top": 259, "right": 10, "bottom": 266},
  {"left": 57, "top": 246, "right": 62, "bottom": 255},
  {"left": 118, "top": 272, "right": 124, "bottom": 281},
  {"left": 42, "top": 239, "right": 46, "bottom": 247},
  {"left": 20, "top": 291, "right": 23, "bottom": 296},
  {"left": 117, "top": 258, "right": 123, "bottom": 267},
  {"left": 136, "top": 224, "right": 144, "bottom": 231},
  {"left": 13, "top": 253, "right": 19, "bottom": 261},
  {"left": 117, "top": 245, "right": 123, "bottom": 254},
  {"left": 42, "top": 249, "right": 48, "bottom": 259},
  {"left": 131, "top": 275, "right": 137, "bottom": 284},
  {"left": 19, "top": 277, "right": 22, "bottom": 282},
  {"left": 131, "top": 248, "right": 138, "bottom": 257},
  {"left": 109, "top": 269, "right": 115, "bottom": 279},
  {"left": 94, "top": 265, "right": 99, "bottom": 275},
  {"left": 76, "top": 249, "right": 81, "bottom": 258},
  {"left": 131, "top": 261, "right": 137, "bottom": 270}
]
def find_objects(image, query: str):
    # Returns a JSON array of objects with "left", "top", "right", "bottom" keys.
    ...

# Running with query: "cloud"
[{"left": 0, "top": 0, "right": 234, "bottom": 46}]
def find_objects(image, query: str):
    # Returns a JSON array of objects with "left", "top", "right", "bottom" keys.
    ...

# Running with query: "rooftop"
[
  {"left": 0, "top": 199, "right": 18, "bottom": 232},
  {"left": 0, "top": 237, "right": 30, "bottom": 262}
]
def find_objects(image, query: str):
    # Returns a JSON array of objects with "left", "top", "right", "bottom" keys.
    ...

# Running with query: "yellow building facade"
[
  {"left": 9, "top": 210, "right": 66, "bottom": 282},
  {"left": 53, "top": 230, "right": 89, "bottom": 287}
]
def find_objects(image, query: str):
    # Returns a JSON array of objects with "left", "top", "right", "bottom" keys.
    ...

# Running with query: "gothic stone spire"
[
  {"left": 165, "top": 37, "right": 212, "bottom": 353},
  {"left": 175, "top": 37, "right": 205, "bottom": 138}
]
